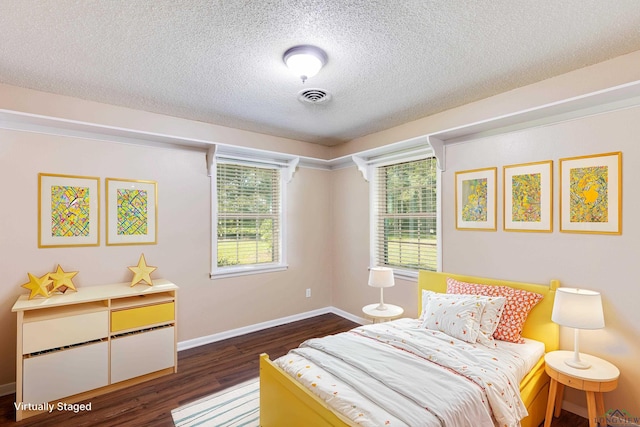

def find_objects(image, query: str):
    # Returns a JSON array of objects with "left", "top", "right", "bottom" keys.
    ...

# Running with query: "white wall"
[
  {"left": 443, "top": 107, "right": 640, "bottom": 414},
  {"left": 330, "top": 107, "right": 640, "bottom": 416},
  {"left": 332, "top": 107, "right": 640, "bottom": 416},
  {"left": 0, "top": 129, "right": 333, "bottom": 387},
  {"left": 330, "top": 166, "right": 419, "bottom": 317},
  {"left": 330, "top": 51, "right": 640, "bottom": 417}
]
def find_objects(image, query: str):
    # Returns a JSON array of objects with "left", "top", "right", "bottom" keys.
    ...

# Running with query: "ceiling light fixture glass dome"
[{"left": 283, "top": 45, "right": 327, "bottom": 83}]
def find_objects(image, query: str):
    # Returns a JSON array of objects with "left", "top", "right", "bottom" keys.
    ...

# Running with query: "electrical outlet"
[{"left": 305, "top": 288, "right": 311, "bottom": 298}]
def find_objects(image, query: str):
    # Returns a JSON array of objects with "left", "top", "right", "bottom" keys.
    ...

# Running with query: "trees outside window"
[
  {"left": 215, "top": 163, "right": 281, "bottom": 270},
  {"left": 373, "top": 157, "right": 438, "bottom": 272}
]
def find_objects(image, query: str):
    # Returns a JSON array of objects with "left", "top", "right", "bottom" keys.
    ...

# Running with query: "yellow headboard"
[{"left": 418, "top": 271, "right": 559, "bottom": 352}]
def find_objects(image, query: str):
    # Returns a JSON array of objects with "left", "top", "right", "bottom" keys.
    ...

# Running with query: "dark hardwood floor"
[{"left": 0, "top": 313, "right": 587, "bottom": 426}]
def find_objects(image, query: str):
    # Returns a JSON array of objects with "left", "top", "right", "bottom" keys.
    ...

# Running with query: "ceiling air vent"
[{"left": 297, "top": 88, "right": 331, "bottom": 104}]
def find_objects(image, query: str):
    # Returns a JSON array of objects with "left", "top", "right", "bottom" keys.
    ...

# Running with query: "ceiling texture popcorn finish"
[{"left": 1, "top": 1, "right": 640, "bottom": 146}]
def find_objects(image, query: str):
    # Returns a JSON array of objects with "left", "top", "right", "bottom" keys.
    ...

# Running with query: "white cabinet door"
[
  {"left": 23, "top": 341, "right": 108, "bottom": 404},
  {"left": 23, "top": 311, "right": 109, "bottom": 354},
  {"left": 110, "top": 327, "right": 175, "bottom": 384}
]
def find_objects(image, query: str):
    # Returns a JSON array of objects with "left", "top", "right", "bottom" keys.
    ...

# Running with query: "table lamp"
[
  {"left": 368, "top": 267, "right": 395, "bottom": 310},
  {"left": 551, "top": 287, "right": 604, "bottom": 369}
]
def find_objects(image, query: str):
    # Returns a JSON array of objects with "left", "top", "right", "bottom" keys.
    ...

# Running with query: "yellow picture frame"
[
  {"left": 106, "top": 178, "right": 158, "bottom": 245},
  {"left": 559, "top": 152, "right": 622, "bottom": 234},
  {"left": 38, "top": 173, "right": 100, "bottom": 248},
  {"left": 503, "top": 160, "right": 553, "bottom": 232},
  {"left": 455, "top": 167, "right": 497, "bottom": 231}
]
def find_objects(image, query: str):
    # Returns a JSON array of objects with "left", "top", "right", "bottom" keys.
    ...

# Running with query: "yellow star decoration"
[
  {"left": 21, "top": 273, "right": 52, "bottom": 300},
  {"left": 48, "top": 265, "right": 79, "bottom": 294},
  {"left": 128, "top": 253, "right": 157, "bottom": 287}
]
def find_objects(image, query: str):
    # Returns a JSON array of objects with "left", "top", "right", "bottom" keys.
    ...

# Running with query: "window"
[
  {"left": 213, "top": 161, "right": 285, "bottom": 277},
  {"left": 372, "top": 157, "right": 438, "bottom": 274}
]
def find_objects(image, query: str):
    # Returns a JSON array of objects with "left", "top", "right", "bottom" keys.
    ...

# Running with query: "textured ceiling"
[{"left": 1, "top": 1, "right": 640, "bottom": 147}]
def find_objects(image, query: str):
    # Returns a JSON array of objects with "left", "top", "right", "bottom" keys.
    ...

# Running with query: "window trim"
[
  {"left": 368, "top": 151, "right": 442, "bottom": 280},
  {"left": 210, "top": 158, "right": 288, "bottom": 279}
]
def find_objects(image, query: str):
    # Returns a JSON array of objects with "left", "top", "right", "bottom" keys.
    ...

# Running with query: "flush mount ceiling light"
[{"left": 283, "top": 45, "right": 327, "bottom": 83}]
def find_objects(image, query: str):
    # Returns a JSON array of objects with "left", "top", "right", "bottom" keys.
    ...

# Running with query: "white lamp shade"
[
  {"left": 368, "top": 267, "right": 395, "bottom": 288},
  {"left": 552, "top": 287, "right": 604, "bottom": 330}
]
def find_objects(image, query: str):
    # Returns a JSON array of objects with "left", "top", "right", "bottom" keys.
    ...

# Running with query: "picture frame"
[
  {"left": 38, "top": 173, "right": 100, "bottom": 247},
  {"left": 106, "top": 178, "right": 157, "bottom": 245},
  {"left": 559, "top": 152, "right": 621, "bottom": 234},
  {"left": 455, "top": 167, "right": 497, "bottom": 231},
  {"left": 503, "top": 160, "right": 553, "bottom": 232}
]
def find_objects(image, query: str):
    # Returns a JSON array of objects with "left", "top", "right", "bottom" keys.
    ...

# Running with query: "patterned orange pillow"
[{"left": 446, "top": 277, "right": 543, "bottom": 343}]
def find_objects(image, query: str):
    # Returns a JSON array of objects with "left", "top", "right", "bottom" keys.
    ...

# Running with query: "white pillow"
[
  {"left": 419, "top": 290, "right": 438, "bottom": 320},
  {"left": 476, "top": 295, "right": 507, "bottom": 346},
  {"left": 420, "top": 290, "right": 506, "bottom": 347},
  {"left": 420, "top": 294, "right": 484, "bottom": 343}
]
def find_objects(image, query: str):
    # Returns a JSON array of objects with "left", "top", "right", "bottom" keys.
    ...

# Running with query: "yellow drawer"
[{"left": 111, "top": 302, "right": 174, "bottom": 332}]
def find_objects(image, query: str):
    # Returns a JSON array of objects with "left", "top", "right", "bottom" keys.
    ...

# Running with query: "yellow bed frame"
[{"left": 260, "top": 271, "right": 559, "bottom": 427}]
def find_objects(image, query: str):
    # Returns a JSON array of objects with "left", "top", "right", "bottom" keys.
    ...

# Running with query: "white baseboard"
[
  {"left": 178, "top": 307, "right": 366, "bottom": 351},
  {"left": 177, "top": 306, "right": 367, "bottom": 352},
  {"left": 0, "top": 381, "right": 15, "bottom": 397},
  {"left": 330, "top": 306, "right": 369, "bottom": 325},
  {"left": 562, "top": 400, "right": 587, "bottom": 418}
]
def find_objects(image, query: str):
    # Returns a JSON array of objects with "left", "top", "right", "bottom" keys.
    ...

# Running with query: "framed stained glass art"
[
  {"left": 106, "top": 178, "right": 157, "bottom": 245},
  {"left": 38, "top": 173, "right": 100, "bottom": 247},
  {"left": 503, "top": 160, "right": 553, "bottom": 232},
  {"left": 559, "top": 152, "right": 621, "bottom": 234}
]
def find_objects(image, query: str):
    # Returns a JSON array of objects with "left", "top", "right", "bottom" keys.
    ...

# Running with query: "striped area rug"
[{"left": 171, "top": 378, "right": 259, "bottom": 427}]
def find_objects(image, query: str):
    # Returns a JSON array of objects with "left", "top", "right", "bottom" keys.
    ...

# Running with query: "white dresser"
[{"left": 12, "top": 279, "right": 178, "bottom": 421}]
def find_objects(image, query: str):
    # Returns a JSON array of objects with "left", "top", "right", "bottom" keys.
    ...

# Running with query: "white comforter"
[{"left": 275, "top": 319, "right": 530, "bottom": 427}]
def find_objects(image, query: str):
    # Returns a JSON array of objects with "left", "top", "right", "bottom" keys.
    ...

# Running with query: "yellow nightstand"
[
  {"left": 544, "top": 350, "right": 619, "bottom": 427},
  {"left": 362, "top": 303, "right": 403, "bottom": 323}
]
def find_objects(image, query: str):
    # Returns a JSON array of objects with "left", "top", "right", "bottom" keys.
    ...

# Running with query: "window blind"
[
  {"left": 216, "top": 163, "right": 280, "bottom": 268},
  {"left": 374, "top": 157, "right": 437, "bottom": 271}
]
